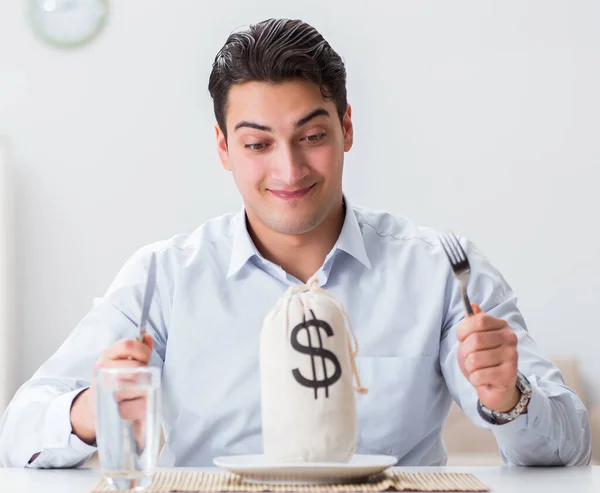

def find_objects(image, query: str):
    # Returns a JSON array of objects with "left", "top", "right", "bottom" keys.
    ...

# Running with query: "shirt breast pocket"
[{"left": 354, "top": 354, "right": 440, "bottom": 457}]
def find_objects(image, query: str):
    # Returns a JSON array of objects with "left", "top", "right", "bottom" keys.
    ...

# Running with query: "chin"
[
  {"left": 264, "top": 212, "right": 323, "bottom": 236},
  {"left": 270, "top": 220, "right": 318, "bottom": 236},
  {"left": 248, "top": 191, "right": 334, "bottom": 235}
]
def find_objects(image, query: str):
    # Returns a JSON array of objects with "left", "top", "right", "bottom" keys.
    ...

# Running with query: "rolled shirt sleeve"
[
  {"left": 439, "top": 237, "right": 591, "bottom": 466},
  {"left": 0, "top": 247, "right": 167, "bottom": 468}
]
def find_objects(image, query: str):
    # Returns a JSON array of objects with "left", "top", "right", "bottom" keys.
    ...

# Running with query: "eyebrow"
[
  {"left": 295, "top": 108, "right": 330, "bottom": 128},
  {"left": 234, "top": 108, "right": 331, "bottom": 132}
]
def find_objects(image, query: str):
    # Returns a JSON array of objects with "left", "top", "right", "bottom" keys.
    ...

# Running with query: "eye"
[
  {"left": 302, "top": 133, "right": 326, "bottom": 143},
  {"left": 244, "top": 142, "right": 270, "bottom": 151}
]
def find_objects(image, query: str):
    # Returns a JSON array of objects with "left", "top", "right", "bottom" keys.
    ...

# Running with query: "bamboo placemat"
[{"left": 90, "top": 470, "right": 489, "bottom": 492}]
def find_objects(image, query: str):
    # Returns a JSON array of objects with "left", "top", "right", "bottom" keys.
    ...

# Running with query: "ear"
[
  {"left": 342, "top": 104, "right": 354, "bottom": 152},
  {"left": 215, "top": 123, "right": 231, "bottom": 171}
]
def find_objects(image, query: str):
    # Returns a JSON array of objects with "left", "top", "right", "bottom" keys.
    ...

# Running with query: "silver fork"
[{"left": 439, "top": 231, "right": 474, "bottom": 316}]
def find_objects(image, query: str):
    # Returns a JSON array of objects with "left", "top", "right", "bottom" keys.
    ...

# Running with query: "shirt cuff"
[
  {"left": 28, "top": 388, "right": 97, "bottom": 468},
  {"left": 489, "top": 377, "right": 553, "bottom": 443}
]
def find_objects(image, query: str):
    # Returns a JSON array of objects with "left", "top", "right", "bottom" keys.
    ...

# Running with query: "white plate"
[{"left": 213, "top": 454, "right": 398, "bottom": 484}]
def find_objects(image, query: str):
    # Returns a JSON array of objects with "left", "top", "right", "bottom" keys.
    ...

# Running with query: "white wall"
[
  {"left": 0, "top": 0, "right": 598, "bottom": 408},
  {"left": 0, "top": 137, "right": 15, "bottom": 413}
]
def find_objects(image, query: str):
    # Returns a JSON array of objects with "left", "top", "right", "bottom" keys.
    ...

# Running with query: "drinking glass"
[{"left": 95, "top": 366, "right": 161, "bottom": 491}]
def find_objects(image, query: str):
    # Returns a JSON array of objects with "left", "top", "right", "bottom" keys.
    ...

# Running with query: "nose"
[{"left": 270, "top": 144, "right": 309, "bottom": 186}]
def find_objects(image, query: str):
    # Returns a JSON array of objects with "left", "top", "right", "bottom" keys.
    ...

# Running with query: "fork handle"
[{"left": 460, "top": 280, "right": 474, "bottom": 316}]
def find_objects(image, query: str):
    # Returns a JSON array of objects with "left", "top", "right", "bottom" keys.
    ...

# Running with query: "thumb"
[
  {"left": 143, "top": 333, "right": 154, "bottom": 352},
  {"left": 471, "top": 303, "right": 482, "bottom": 315}
]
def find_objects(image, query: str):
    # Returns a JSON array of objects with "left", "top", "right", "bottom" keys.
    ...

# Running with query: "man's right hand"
[{"left": 69, "top": 334, "right": 154, "bottom": 445}]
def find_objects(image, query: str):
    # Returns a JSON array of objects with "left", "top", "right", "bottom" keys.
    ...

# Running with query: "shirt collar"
[
  {"left": 227, "top": 207, "right": 260, "bottom": 279},
  {"left": 332, "top": 196, "right": 372, "bottom": 270},
  {"left": 226, "top": 196, "right": 372, "bottom": 279}
]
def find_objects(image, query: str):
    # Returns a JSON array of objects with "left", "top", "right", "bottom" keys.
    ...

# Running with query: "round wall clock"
[{"left": 29, "top": 0, "right": 108, "bottom": 47}]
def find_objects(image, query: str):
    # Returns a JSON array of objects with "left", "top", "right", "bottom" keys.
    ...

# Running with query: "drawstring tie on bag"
[{"left": 287, "top": 277, "right": 368, "bottom": 395}]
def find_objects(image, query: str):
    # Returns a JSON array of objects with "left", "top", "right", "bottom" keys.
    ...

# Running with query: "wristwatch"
[{"left": 477, "top": 372, "right": 532, "bottom": 425}]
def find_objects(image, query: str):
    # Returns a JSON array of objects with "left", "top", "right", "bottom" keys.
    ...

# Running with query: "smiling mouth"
[{"left": 269, "top": 184, "right": 316, "bottom": 200}]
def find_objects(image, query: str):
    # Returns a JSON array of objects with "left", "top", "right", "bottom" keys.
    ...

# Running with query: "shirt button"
[{"left": 518, "top": 429, "right": 527, "bottom": 436}]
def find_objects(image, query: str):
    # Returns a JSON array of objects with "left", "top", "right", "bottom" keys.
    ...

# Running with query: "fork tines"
[{"left": 439, "top": 231, "right": 469, "bottom": 271}]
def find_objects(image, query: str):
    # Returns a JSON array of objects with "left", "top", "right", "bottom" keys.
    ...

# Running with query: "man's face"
[{"left": 216, "top": 79, "right": 353, "bottom": 236}]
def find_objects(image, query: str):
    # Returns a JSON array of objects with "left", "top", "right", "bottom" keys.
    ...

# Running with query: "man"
[{"left": 0, "top": 18, "right": 591, "bottom": 468}]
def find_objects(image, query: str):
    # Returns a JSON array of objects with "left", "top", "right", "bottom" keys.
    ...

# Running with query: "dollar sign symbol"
[{"left": 290, "top": 309, "right": 342, "bottom": 399}]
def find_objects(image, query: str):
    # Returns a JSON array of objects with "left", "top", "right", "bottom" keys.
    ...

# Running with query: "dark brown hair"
[{"left": 208, "top": 18, "right": 348, "bottom": 141}]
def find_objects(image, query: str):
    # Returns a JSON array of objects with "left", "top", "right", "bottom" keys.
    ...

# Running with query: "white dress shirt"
[{"left": 0, "top": 199, "right": 591, "bottom": 468}]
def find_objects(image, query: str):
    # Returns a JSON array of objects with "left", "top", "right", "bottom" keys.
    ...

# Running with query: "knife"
[{"left": 136, "top": 252, "right": 157, "bottom": 343}]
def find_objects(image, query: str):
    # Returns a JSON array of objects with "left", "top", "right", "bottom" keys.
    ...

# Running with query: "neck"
[{"left": 247, "top": 200, "right": 345, "bottom": 283}]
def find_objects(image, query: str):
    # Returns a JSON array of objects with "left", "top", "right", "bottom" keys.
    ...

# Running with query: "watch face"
[
  {"left": 29, "top": 0, "right": 108, "bottom": 47},
  {"left": 516, "top": 372, "right": 532, "bottom": 394}
]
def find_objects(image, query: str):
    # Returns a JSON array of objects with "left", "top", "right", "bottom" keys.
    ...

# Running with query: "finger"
[
  {"left": 118, "top": 398, "right": 148, "bottom": 421},
  {"left": 471, "top": 303, "right": 481, "bottom": 314},
  {"left": 93, "top": 358, "right": 144, "bottom": 377},
  {"left": 132, "top": 420, "right": 147, "bottom": 451},
  {"left": 468, "top": 361, "right": 517, "bottom": 388},
  {"left": 96, "top": 358, "right": 145, "bottom": 370},
  {"left": 462, "top": 328, "right": 517, "bottom": 353},
  {"left": 142, "top": 333, "right": 154, "bottom": 352},
  {"left": 101, "top": 338, "right": 152, "bottom": 364},
  {"left": 113, "top": 387, "right": 148, "bottom": 402},
  {"left": 457, "top": 313, "right": 508, "bottom": 342},
  {"left": 464, "top": 346, "right": 518, "bottom": 374}
]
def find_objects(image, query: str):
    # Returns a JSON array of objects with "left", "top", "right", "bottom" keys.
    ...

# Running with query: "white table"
[{"left": 1, "top": 466, "right": 599, "bottom": 493}]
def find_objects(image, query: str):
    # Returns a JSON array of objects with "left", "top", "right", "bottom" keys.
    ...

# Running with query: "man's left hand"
[{"left": 456, "top": 303, "right": 522, "bottom": 412}]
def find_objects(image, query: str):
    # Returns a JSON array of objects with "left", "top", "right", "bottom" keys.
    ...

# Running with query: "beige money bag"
[{"left": 260, "top": 277, "right": 367, "bottom": 463}]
